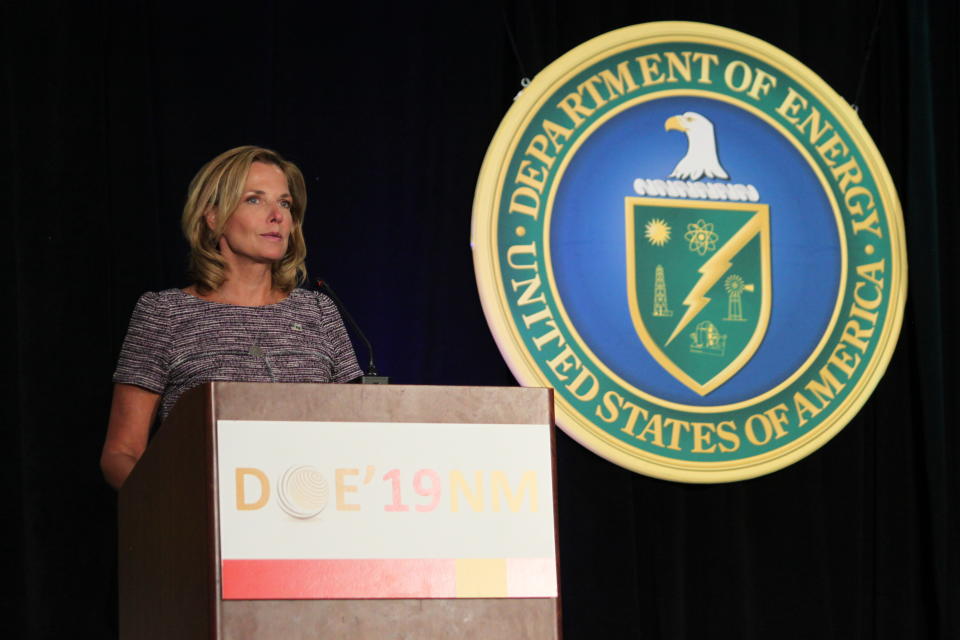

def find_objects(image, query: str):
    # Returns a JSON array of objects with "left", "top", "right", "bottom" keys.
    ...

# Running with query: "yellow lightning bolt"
[{"left": 665, "top": 212, "right": 765, "bottom": 346}]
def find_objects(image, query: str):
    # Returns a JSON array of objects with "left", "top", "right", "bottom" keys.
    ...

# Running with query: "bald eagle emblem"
[{"left": 665, "top": 112, "right": 729, "bottom": 181}]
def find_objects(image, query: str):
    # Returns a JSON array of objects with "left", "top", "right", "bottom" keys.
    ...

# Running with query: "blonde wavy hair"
[{"left": 182, "top": 145, "right": 308, "bottom": 293}]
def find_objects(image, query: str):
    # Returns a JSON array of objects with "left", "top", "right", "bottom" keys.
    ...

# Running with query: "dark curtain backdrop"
[{"left": 3, "top": 1, "right": 956, "bottom": 638}]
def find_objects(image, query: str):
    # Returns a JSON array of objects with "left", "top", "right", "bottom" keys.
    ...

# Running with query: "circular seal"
[
  {"left": 277, "top": 465, "right": 329, "bottom": 519},
  {"left": 472, "top": 22, "right": 906, "bottom": 482}
]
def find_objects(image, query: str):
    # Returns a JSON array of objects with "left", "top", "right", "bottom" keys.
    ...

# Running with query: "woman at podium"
[{"left": 100, "top": 146, "right": 361, "bottom": 489}]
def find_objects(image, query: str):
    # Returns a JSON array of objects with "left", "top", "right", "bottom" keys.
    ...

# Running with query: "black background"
[{"left": 3, "top": 1, "right": 956, "bottom": 638}]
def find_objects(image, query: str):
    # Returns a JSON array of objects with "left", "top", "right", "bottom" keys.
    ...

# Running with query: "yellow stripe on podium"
[{"left": 455, "top": 558, "right": 507, "bottom": 597}]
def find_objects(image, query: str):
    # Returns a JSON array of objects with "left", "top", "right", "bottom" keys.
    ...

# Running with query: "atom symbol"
[{"left": 685, "top": 219, "right": 719, "bottom": 255}]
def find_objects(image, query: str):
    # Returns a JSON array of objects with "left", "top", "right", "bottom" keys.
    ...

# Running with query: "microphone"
[{"left": 315, "top": 279, "right": 389, "bottom": 384}]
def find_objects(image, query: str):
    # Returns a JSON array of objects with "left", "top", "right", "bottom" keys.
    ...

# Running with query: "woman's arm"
[{"left": 100, "top": 383, "right": 161, "bottom": 490}]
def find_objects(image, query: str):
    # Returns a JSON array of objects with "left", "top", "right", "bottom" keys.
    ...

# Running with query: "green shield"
[{"left": 626, "top": 197, "right": 771, "bottom": 396}]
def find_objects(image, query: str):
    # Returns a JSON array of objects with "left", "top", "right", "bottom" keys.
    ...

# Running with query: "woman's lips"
[{"left": 261, "top": 233, "right": 283, "bottom": 241}]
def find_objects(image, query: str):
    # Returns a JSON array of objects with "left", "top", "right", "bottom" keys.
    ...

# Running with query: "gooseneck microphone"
[{"left": 315, "top": 279, "right": 389, "bottom": 384}]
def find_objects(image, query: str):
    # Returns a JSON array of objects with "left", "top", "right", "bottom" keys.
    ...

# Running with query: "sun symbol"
[
  {"left": 644, "top": 218, "right": 671, "bottom": 246},
  {"left": 685, "top": 219, "right": 719, "bottom": 255}
]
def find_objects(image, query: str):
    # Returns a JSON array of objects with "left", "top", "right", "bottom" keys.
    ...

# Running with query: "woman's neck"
[{"left": 189, "top": 267, "right": 287, "bottom": 306}]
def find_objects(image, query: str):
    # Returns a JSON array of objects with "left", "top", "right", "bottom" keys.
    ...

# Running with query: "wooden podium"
[{"left": 118, "top": 383, "right": 560, "bottom": 640}]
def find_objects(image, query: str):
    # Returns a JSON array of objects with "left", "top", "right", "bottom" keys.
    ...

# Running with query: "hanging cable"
[
  {"left": 501, "top": 5, "right": 531, "bottom": 96},
  {"left": 852, "top": 0, "right": 885, "bottom": 112}
]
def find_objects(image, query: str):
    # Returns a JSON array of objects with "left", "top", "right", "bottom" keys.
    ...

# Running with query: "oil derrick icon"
[{"left": 653, "top": 264, "right": 673, "bottom": 317}]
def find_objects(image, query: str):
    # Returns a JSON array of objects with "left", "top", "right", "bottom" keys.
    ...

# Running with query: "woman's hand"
[{"left": 100, "top": 383, "right": 161, "bottom": 490}]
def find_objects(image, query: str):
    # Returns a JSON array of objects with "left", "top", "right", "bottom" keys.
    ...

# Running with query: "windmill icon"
[{"left": 723, "top": 274, "right": 754, "bottom": 321}]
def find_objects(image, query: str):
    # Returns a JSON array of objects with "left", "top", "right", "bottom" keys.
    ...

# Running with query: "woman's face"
[{"left": 212, "top": 162, "right": 293, "bottom": 268}]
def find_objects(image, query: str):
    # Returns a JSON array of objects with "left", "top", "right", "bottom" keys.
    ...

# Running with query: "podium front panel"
[{"left": 214, "top": 384, "right": 559, "bottom": 640}]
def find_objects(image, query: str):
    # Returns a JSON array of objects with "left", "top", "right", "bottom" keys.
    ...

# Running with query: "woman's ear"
[{"left": 204, "top": 208, "right": 217, "bottom": 231}]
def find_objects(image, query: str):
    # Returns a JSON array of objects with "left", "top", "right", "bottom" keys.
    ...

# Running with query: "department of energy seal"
[{"left": 471, "top": 22, "right": 906, "bottom": 483}]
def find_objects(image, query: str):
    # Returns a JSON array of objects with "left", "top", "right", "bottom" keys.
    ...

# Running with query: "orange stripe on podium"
[{"left": 222, "top": 559, "right": 456, "bottom": 599}]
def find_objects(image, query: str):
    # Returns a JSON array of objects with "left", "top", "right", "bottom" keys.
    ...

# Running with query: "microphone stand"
[{"left": 315, "top": 279, "right": 389, "bottom": 384}]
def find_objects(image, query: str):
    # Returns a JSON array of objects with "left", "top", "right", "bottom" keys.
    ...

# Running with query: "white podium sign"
[{"left": 216, "top": 420, "right": 557, "bottom": 599}]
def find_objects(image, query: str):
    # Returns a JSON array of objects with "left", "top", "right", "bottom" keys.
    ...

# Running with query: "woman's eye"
[
  {"left": 246, "top": 196, "right": 261, "bottom": 205},
  {"left": 280, "top": 200, "right": 292, "bottom": 209}
]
